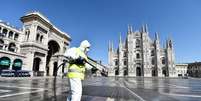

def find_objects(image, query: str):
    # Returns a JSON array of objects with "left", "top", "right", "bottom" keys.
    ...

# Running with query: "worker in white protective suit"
[{"left": 65, "top": 40, "right": 93, "bottom": 101}]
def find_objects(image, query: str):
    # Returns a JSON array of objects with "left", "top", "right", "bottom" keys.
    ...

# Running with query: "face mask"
[
  {"left": 86, "top": 48, "right": 90, "bottom": 52},
  {"left": 84, "top": 47, "right": 90, "bottom": 53}
]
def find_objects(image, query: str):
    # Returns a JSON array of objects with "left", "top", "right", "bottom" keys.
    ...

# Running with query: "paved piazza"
[{"left": 0, "top": 77, "right": 200, "bottom": 101}]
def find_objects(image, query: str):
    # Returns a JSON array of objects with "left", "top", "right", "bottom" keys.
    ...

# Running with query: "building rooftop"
[
  {"left": 0, "top": 20, "right": 22, "bottom": 31},
  {"left": 188, "top": 62, "right": 201, "bottom": 65},
  {"left": 23, "top": 11, "right": 71, "bottom": 40}
]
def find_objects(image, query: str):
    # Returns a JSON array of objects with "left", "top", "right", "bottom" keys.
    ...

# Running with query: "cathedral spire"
[
  {"left": 155, "top": 32, "right": 159, "bottom": 40},
  {"left": 111, "top": 41, "right": 114, "bottom": 52},
  {"left": 145, "top": 24, "right": 148, "bottom": 33},
  {"left": 166, "top": 37, "right": 173, "bottom": 49},
  {"left": 108, "top": 40, "right": 111, "bottom": 51},
  {"left": 119, "top": 32, "right": 122, "bottom": 45},
  {"left": 141, "top": 24, "right": 145, "bottom": 32},
  {"left": 141, "top": 24, "right": 149, "bottom": 33},
  {"left": 128, "top": 24, "right": 133, "bottom": 33}
]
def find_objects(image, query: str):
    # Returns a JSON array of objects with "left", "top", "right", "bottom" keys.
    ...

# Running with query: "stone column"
[
  {"left": 0, "top": 28, "right": 2, "bottom": 33},
  {"left": 23, "top": 52, "right": 35, "bottom": 76},
  {"left": 6, "top": 30, "right": 9, "bottom": 38},
  {"left": 128, "top": 65, "right": 136, "bottom": 77},
  {"left": 144, "top": 68, "right": 152, "bottom": 77},
  {"left": 2, "top": 45, "right": 5, "bottom": 50},
  {"left": 49, "top": 60, "right": 54, "bottom": 76},
  {"left": 29, "top": 24, "right": 37, "bottom": 42},
  {"left": 5, "top": 41, "right": 9, "bottom": 51},
  {"left": 57, "top": 59, "right": 63, "bottom": 77},
  {"left": 39, "top": 56, "right": 47, "bottom": 76},
  {"left": 9, "top": 59, "right": 13, "bottom": 70},
  {"left": 13, "top": 32, "right": 15, "bottom": 40}
]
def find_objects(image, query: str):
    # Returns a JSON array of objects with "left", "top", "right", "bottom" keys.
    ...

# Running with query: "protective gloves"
[{"left": 75, "top": 56, "right": 86, "bottom": 65}]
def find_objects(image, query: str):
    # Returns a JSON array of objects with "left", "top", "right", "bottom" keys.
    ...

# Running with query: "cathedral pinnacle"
[
  {"left": 145, "top": 24, "right": 148, "bottom": 32},
  {"left": 141, "top": 24, "right": 149, "bottom": 33},
  {"left": 108, "top": 40, "right": 111, "bottom": 51},
  {"left": 111, "top": 41, "right": 114, "bottom": 52},
  {"left": 166, "top": 37, "right": 173, "bottom": 49},
  {"left": 128, "top": 24, "right": 133, "bottom": 33},
  {"left": 119, "top": 32, "right": 122, "bottom": 45},
  {"left": 155, "top": 32, "right": 159, "bottom": 40}
]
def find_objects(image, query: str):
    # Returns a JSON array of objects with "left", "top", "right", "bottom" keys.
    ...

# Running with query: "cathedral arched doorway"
[
  {"left": 46, "top": 40, "right": 60, "bottom": 76},
  {"left": 152, "top": 69, "right": 157, "bottom": 76},
  {"left": 162, "top": 67, "right": 167, "bottom": 77},
  {"left": 115, "top": 67, "right": 119, "bottom": 75},
  {"left": 123, "top": 70, "right": 128, "bottom": 76},
  {"left": 162, "top": 70, "right": 166, "bottom": 77},
  {"left": 152, "top": 67, "right": 157, "bottom": 76},
  {"left": 136, "top": 67, "right": 141, "bottom": 76},
  {"left": 33, "top": 57, "right": 41, "bottom": 76},
  {"left": 123, "top": 67, "right": 128, "bottom": 76}
]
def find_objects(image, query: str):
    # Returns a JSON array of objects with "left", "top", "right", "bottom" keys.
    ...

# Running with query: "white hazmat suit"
[{"left": 65, "top": 40, "right": 92, "bottom": 101}]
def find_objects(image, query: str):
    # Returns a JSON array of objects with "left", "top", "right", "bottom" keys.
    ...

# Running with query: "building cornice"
[
  {"left": 0, "top": 50, "right": 26, "bottom": 58},
  {"left": 20, "top": 12, "right": 71, "bottom": 42},
  {"left": 20, "top": 42, "right": 49, "bottom": 51}
]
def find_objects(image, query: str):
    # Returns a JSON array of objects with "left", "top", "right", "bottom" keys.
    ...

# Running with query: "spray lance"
[{"left": 56, "top": 56, "right": 108, "bottom": 77}]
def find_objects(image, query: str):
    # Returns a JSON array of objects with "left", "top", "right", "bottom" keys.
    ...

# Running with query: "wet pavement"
[{"left": 0, "top": 77, "right": 201, "bottom": 101}]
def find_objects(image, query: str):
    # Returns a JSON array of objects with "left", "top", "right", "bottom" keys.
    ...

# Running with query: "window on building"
[
  {"left": 124, "top": 61, "right": 127, "bottom": 65},
  {"left": 0, "top": 27, "right": 2, "bottom": 37},
  {"left": 8, "top": 31, "right": 13, "bottom": 39},
  {"left": 162, "top": 57, "right": 165, "bottom": 65},
  {"left": 115, "top": 60, "right": 118, "bottom": 66},
  {"left": 14, "top": 33, "right": 19, "bottom": 41},
  {"left": 136, "top": 39, "right": 141, "bottom": 48},
  {"left": 25, "top": 30, "right": 30, "bottom": 41},
  {"left": 40, "top": 35, "right": 43, "bottom": 42},
  {"left": 151, "top": 50, "right": 155, "bottom": 56},
  {"left": 36, "top": 34, "right": 40, "bottom": 41},
  {"left": 8, "top": 43, "right": 16, "bottom": 52},
  {"left": 136, "top": 53, "right": 140, "bottom": 59},
  {"left": 37, "top": 26, "right": 47, "bottom": 34},
  {"left": 66, "top": 43, "right": 69, "bottom": 46},
  {"left": 0, "top": 27, "right": 2, "bottom": 34},
  {"left": 2, "top": 29, "right": 8, "bottom": 37},
  {"left": 124, "top": 52, "right": 127, "bottom": 57},
  {"left": 152, "top": 59, "right": 155, "bottom": 65},
  {"left": 0, "top": 39, "right": 4, "bottom": 50}
]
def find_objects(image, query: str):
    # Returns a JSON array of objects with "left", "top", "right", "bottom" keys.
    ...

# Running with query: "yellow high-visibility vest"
[{"left": 67, "top": 48, "right": 88, "bottom": 80}]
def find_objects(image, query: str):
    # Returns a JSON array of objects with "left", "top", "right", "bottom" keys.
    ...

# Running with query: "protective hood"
[{"left": 79, "top": 40, "right": 91, "bottom": 53}]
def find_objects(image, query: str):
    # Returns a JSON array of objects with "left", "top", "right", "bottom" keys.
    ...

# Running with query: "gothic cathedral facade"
[{"left": 108, "top": 25, "right": 176, "bottom": 77}]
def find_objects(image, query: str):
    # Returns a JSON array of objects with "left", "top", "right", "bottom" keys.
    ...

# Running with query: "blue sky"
[{"left": 1, "top": 0, "right": 201, "bottom": 64}]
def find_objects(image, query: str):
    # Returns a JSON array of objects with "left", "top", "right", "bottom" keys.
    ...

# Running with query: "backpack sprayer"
[{"left": 56, "top": 56, "right": 108, "bottom": 77}]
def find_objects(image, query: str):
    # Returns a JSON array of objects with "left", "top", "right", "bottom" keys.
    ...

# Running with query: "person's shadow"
[{"left": 53, "top": 77, "right": 57, "bottom": 101}]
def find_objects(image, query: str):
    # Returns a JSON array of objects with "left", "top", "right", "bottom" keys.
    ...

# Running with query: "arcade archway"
[
  {"left": 33, "top": 57, "right": 41, "bottom": 76},
  {"left": 12, "top": 59, "right": 22, "bottom": 71},
  {"left": 0, "top": 57, "right": 11, "bottom": 72},
  {"left": 46, "top": 40, "right": 60, "bottom": 76}
]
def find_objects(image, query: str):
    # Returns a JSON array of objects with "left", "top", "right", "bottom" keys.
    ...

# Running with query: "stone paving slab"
[{"left": 0, "top": 77, "right": 201, "bottom": 101}]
